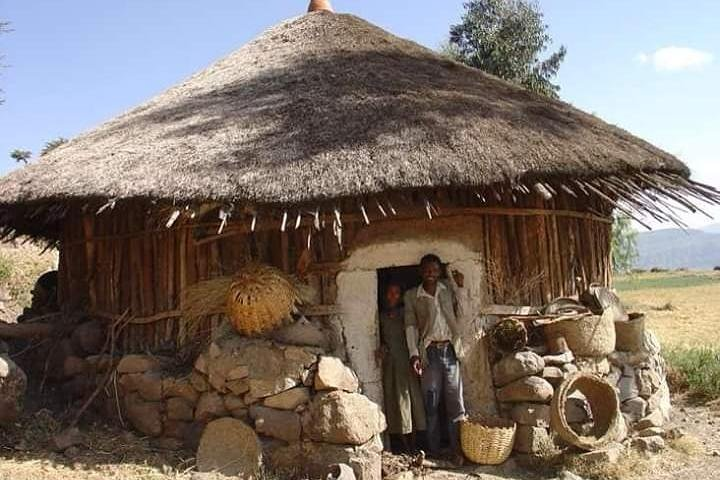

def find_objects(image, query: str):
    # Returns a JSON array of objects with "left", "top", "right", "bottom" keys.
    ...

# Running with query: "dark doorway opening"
[{"left": 376, "top": 265, "right": 450, "bottom": 454}]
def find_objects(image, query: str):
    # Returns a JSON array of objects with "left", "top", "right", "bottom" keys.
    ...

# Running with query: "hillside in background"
[{"left": 636, "top": 227, "right": 720, "bottom": 270}]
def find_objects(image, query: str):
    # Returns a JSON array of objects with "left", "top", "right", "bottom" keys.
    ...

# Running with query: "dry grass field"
[{"left": 615, "top": 270, "right": 720, "bottom": 348}]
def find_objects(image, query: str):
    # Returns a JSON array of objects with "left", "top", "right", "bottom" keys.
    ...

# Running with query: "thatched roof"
[{"left": 0, "top": 9, "right": 717, "bottom": 234}]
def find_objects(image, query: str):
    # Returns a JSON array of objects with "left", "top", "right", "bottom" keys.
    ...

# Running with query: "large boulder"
[
  {"left": 266, "top": 437, "right": 382, "bottom": 480},
  {"left": 303, "top": 391, "right": 385, "bottom": 445},
  {"left": 314, "top": 356, "right": 359, "bottom": 392},
  {"left": 249, "top": 405, "right": 302, "bottom": 442},
  {"left": 123, "top": 392, "right": 163, "bottom": 436},
  {"left": 493, "top": 352, "right": 545, "bottom": 387},
  {"left": 195, "top": 392, "right": 228, "bottom": 422},
  {"left": 496, "top": 376, "right": 554, "bottom": 403},
  {"left": 196, "top": 418, "right": 262, "bottom": 477},
  {"left": 510, "top": 403, "right": 551, "bottom": 428},
  {"left": 119, "top": 372, "right": 163, "bottom": 401},
  {"left": 117, "top": 354, "right": 162, "bottom": 374},
  {"left": 513, "top": 425, "right": 553, "bottom": 454},
  {"left": 0, "top": 355, "right": 27, "bottom": 426}
]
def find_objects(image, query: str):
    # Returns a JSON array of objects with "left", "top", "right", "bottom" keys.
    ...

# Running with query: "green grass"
[
  {"left": 665, "top": 346, "right": 720, "bottom": 400},
  {"left": 615, "top": 272, "right": 720, "bottom": 292}
]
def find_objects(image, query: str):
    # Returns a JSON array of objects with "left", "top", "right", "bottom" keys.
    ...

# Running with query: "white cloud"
[{"left": 635, "top": 46, "right": 713, "bottom": 71}]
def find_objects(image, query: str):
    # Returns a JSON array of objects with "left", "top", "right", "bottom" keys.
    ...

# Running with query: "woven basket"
[
  {"left": 544, "top": 310, "right": 616, "bottom": 357},
  {"left": 550, "top": 373, "right": 622, "bottom": 451},
  {"left": 460, "top": 417, "right": 516, "bottom": 465},
  {"left": 226, "top": 263, "right": 300, "bottom": 336},
  {"left": 614, "top": 312, "right": 646, "bottom": 352}
]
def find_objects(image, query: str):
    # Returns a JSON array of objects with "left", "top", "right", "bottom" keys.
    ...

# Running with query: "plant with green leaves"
[
  {"left": 448, "top": 0, "right": 566, "bottom": 98},
  {"left": 10, "top": 149, "right": 31, "bottom": 164},
  {"left": 612, "top": 215, "right": 638, "bottom": 274},
  {"left": 41, "top": 137, "right": 68, "bottom": 156}
]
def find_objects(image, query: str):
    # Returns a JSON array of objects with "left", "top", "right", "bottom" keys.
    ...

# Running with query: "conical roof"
[{"left": 0, "top": 11, "right": 702, "bottom": 209}]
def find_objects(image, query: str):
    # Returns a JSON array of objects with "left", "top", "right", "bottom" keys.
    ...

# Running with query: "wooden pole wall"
[{"left": 59, "top": 198, "right": 613, "bottom": 353}]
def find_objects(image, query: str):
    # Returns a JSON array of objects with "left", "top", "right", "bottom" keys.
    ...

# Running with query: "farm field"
[{"left": 615, "top": 270, "right": 720, "bottom": 348}]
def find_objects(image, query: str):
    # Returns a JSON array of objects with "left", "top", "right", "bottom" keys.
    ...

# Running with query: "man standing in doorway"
[{"left": 404, "top": 254, "right": 469, "bottom": 464}]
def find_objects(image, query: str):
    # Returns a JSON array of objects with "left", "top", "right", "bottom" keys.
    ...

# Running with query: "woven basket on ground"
[
  {"left": 544, "top": 310, "right": 616, "bottom": 357},
  {"left": 226, "top": 263, "right": 300, "bottom": 336},
  {"left": 550, "top": 373, "right": 622, "bottom": 451},
  {"left": 614, "top": 312, "right": 646, "bottom": 352},
  {"left": 460, "top": 417, "right": 516, "bottom": 465}
]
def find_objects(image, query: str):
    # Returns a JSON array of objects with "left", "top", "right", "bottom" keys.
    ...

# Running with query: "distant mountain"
[{"left": 636, "top": 228, "right": 720, "bottom": 270}]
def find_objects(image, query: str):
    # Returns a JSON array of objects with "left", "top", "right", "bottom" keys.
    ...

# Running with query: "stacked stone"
[
  {"left": 111, "top": 333, "right": 385, "bottom": 480},
  {"left": 493, "top": 342, "right": 606, "bottom": 454},
  {"left": 493, "top": 351, "right": 555, "bottom": 454},
  {"left": 607, "top": 330, "right": 670, "bottom": 449}
]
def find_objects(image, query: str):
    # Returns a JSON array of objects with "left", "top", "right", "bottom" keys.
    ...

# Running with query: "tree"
[
  {"left": 449, "top": 0, "right": 567, "bottom": 98},
  {"left": 10, "top": 149, "right": 31, "bottom": 164},
  {"left": 612, "top": 215, "right": 638, "bottom": 273},
  {"left": 41, "top": 137, "right": 68, "bottom": 156}
]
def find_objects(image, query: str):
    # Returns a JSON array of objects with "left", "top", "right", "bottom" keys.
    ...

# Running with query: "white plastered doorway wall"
[{"left": 336, "top": 230, "right": 498, "bottom": 416}]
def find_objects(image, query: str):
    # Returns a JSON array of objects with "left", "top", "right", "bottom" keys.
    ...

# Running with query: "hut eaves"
[{"left": 0, "top": 8, "right": 717, "bottom": 236}]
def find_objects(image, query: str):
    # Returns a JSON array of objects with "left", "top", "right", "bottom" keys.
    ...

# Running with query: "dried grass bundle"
[
  {"left": 180, "top": 277, "right": 233, "bottom": 343},
  {"left": 226, "top": 263, "right": 301, "bottom": 336}
]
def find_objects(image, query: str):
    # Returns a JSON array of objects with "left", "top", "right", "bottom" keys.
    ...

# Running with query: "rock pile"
[
  {"left": 491, "top": 306, "right": 670, "bottom": 457},
  {"left": 608, "top": 329, "right": 670, "bottom": 444},
  {"left": 110, "top": 333, "right": 385, "bottom": 480}
]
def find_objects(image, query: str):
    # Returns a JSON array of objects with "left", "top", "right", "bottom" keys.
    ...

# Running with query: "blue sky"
[{"left": 1, "top": 0, "right": 718, "bottom": 228}]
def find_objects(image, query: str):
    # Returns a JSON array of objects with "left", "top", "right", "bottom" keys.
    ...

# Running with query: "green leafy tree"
[
  {"left": 449, "top": 0, "right": 567, "bottom": 98},
  {"left": 41, "top": 137, "right": 68, "bottom": 156},
  {"left": 10, "top": 149, "right": 32, "bottom": 164},
  {"left": 612, "top": 215, "right": 638, "bottom": 273}
]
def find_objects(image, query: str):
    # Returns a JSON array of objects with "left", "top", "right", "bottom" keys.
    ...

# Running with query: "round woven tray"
[
  {"left": 614, "top": 312, "right": 645, "bottom": 352},
  {"left": 550, "top": 373, "right": 622, "bottom": 451},
  {"left": 544, "top": 310, "right": 615, "bottom": 357},
  {"left": 460, "top": 417, "right": 516, "bottom": 465}
]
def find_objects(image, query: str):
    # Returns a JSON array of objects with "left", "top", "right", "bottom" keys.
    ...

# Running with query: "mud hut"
[{"left": 0, "top": 2, "right": 717, "bottom": 464}]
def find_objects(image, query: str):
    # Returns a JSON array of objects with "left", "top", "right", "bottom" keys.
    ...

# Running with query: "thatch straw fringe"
[{"left": 0, "top": 12, "right": 715, "bottom": 239}]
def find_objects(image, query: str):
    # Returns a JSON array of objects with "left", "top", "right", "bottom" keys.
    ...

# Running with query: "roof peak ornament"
[{"left": 308, "top": 0, "right": 334, "bottom": 13}]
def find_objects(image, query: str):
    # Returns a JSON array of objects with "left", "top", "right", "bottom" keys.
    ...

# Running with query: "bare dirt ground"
[{"left": 1, "top": 270, "right": 719, "bottom": 479}]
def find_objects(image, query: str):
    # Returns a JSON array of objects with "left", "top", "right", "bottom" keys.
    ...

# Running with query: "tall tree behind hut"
[
  {"left": 447, "top": 0, "right": 567, "bottom": 98},
  {"left": 612, "top": 215, "right": 638, "bottom": 273}
]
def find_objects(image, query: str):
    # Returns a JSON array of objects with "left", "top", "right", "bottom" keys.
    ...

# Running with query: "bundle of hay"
[
  {"left": 180, "top": 277, "right": 234, "bottom": 344},
  {"left": 226, "top": 263, "right": 302, "bottom": 336}
]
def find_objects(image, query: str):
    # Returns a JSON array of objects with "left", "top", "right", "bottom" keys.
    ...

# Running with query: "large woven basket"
[
  {"left": 460, "top": 417, "right": 516, "bottom": 465},
  {"left": 550, "top": 373, "right": 622, "bottom": 451},
  {"left": 614, "top": 312, "right": 646, "bottom": 352},
  {"left": 544, "top": 310, "right": 616, "bottom": 357},
  {"left": 226, "top": 263, "right": 300, "bottom": 336}
]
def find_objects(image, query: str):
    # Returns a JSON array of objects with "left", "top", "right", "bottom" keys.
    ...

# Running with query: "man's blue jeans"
[{"left": 421, "top": 343, "right": 466, "bottom": 455}]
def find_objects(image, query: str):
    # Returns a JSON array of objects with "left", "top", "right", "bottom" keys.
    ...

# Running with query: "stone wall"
[
  {"left": 102, "top": 329, "right": 386, "bottom": 480},
  {"left": 490, "top": 322, "right": 671, "bottom": 456}
]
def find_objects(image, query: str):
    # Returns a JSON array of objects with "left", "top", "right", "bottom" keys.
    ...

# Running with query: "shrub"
[
  {"left": 0, "top": 243, "right": 57, "bottom": 309},
  {"left": 665, "top": 346, "right": 720, "bottom": 401}
]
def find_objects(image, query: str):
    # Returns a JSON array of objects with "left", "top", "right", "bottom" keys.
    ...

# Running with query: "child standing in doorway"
[{"left": 379, "top": 282, "right": 426, "bottom": 453}]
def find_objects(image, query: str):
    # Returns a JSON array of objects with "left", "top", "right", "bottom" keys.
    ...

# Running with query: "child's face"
[{"left": 385, "top": 285, "right": 402, "bottom": 308}]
